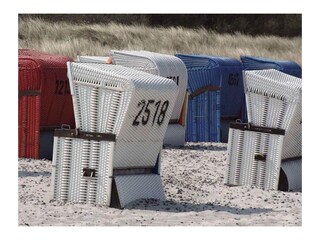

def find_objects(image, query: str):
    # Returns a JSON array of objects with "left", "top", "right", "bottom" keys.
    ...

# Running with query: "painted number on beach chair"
[
  {"left": 167, "top": 76, "right": 179, "bottom": 86},
  {"left": 133, "top": 100, "right": 170, "bottom": 126}
]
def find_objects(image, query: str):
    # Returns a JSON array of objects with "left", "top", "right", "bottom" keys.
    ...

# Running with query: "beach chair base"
[
  {"left": 51, "top": 129, "right": 115, "bottom": 206},
  {"left": 163, "top": 124, "right": 185, "bottom": 146},
  {"left": 278, "top": 157, "right": 302, "bottom": 192},
  {"left": 225, "top": 123, "right": 285, "bottom": 190},
  {"left": 110, "top": 173, "right": 166, "bottom": 209}
]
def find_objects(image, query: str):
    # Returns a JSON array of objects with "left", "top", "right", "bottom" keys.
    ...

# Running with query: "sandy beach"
[{"left": 18, "top": 142, "right": 301, "bottom": 226}]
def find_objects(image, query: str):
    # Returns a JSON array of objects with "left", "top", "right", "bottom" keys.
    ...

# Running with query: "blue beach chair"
[{"left": 176, "top": 54, "right": 245, "bottom": 142}]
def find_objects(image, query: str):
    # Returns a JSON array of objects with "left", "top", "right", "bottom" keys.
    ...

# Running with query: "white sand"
[{"left": 18, "top": 142, "right": 301, "bottom": 226}]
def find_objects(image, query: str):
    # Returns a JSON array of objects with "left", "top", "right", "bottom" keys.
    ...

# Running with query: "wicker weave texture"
[
  {"left": 225, "top": 127, "right": 284, "bottom": 190},
  {"left": 51, "top": 136, "right": 114, "bottom": 205},
  {"left": 244, "top": 69, "right": 302, "bottom": 159},
  {"left": 77, "top": 52, "right": 187, "bottom": 146},
  {"left": 111, "top": 50, "right": 188, "bottom": 122},
  {"left": 176, "top": 54, "right": 245, "bottom": 142},
  {"left": 18, "top": 49, "right": 75, "bottom": 159},
  {"left": 176, "top": 54, "right": 244, "bottom": 117},
  {"left": 186, "top": 90, "right": 221, "bottom": 142},
  {"left": 68, "top": 62, "right": 178, "bottom": 168}
]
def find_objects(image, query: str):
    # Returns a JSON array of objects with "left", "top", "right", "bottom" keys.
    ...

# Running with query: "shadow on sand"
[
  {"left": 125, "top": 199, "right": 272, "bottom": 215},
  {"left": 18, "top": 171, "right": 51, "bottom": 178},
  {"left": 163, "top": 144, "right": 227, "bottom": 152}
]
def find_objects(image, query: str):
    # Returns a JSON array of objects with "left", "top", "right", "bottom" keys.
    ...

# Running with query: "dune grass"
[{"left": 18, "top": 18, "right": 301, "bottom": 65}]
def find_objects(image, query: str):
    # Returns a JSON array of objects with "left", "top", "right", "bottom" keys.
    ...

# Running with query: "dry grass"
[{"left": 18, "top": 18, "right": 301, "bottom": 65}]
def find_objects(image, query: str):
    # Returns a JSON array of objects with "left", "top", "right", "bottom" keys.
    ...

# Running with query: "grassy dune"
[{"left": 18, "top": 18, "right": 301, "bottom": 65}]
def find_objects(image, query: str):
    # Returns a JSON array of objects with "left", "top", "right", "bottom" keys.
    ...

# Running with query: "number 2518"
[{"left": 132, "top": 100, "right": 170, "bottom": 126}]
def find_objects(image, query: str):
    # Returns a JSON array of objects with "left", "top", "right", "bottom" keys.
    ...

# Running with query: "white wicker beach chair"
[
  {"left": 53, "top": 62, "right": 178, "bottom": 207},
  {"left": 111, "top": 50, "right": 188, "bottom": 146},
  {"left": 225, "top": 70, "right": 302, "bottom": 191}
]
